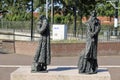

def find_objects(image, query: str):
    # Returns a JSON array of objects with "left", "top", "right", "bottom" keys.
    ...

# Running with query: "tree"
[
  {"left": 97, "top": 1, "right": 114, "bottom": 17},
  {"left": 61, "top": 0, "right": 78, "bottom": 37},
  {"left": 0, "top": 0, "right": 32, "bottom": 21},
  {"left": 34, "top": 0, "right": 46, "bottom": 14},
  {"left": 52, "top": 0, "right": 104, "bottom": 37}
]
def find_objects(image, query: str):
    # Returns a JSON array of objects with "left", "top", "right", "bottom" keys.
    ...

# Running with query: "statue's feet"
[
  {"left": 41, "top": 64, "right": 47, "bottom": 70},
  {"left": 31, "top": 63, "right": 48, "bottom": 73},
  {"left": 79, "top": 70, "right": 97, "bottom": 74},
  {"left": 36, "top": 65, "right": 48, "bottom": 73},
  {"left": 37, "top": 70, "right": 48, "bottom": 73},
  {"left": 87, "top": 71, "right": 97, "bottom": 74},
  {"left": 38, "top": 63, "right": 47, "bottom": 72},
  {"left": 31, "top": 68, "right": 48, "bottom": 73},
  {"left": 31, "top": 62, "right": 38, "bottom": 72}
]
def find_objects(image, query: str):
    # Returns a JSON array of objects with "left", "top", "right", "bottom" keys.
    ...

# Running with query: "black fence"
[{"left": 0, "top": 20, "right": 120, "bottom": 42}]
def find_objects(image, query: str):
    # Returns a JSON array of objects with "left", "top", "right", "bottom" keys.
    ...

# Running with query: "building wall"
[
  {"left": 2, "top": 41, "right": 120, "bottom": 56},
  {"left": 82, "top": 16, "right": 114, "bottom": 25}
]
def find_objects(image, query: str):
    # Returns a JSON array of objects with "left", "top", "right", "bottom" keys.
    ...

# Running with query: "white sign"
[
  {"left": 114, "top": 18, "right": 118, "bottom": 28},
  {"left": 52, "top": 24, "right": 67, "bottom": 40}
]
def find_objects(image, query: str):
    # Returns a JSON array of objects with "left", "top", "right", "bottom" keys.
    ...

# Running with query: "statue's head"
[
  {"left": 91, "top": 10, "right": 97, "bottom": 17},
  {"left": 39, "top": 15, "right": 46, "bottom": 20}
]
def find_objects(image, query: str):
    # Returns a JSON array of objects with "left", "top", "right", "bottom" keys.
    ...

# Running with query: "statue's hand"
[{"left": 90, "top": 32, "right": 94, "bottom": 37}]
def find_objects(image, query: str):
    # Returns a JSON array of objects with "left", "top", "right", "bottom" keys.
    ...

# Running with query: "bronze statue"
[
  {"left": 31, "top": 15, "right": 51, "bottom": 72},
  {"left": 78, "top": 10, "right": 101, "bottom": 74}
]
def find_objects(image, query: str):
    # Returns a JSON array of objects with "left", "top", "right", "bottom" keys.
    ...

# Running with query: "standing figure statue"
[
  {"left": 31, "top": 15, "right": 51, "bottom": 72},
  {"left": 78, "top": 10, "right": 101, "bottom": 74}
]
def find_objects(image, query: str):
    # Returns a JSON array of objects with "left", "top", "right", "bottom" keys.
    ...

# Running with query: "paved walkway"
[{"left": 0, "top": 53, "right": 120, "bottom": 80}]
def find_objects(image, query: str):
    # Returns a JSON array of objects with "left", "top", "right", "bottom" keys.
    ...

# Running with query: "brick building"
[{"left": 82, "top": 16, "right": 114, "bottom": 25}]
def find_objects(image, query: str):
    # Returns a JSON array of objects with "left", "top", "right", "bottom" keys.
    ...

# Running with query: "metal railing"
[{"left": 0, "top": 20, "right": 120, "bottom": 42}]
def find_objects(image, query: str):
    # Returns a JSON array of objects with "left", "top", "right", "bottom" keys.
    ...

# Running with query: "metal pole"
[
  {"left": 31, "top": 0, "right": 34, "bottom": 41},
  {"left": 73, "top": 6, "right": 77, "bottom": 37},
  {"left": 114, "top": 1, "right": 118, "bottom": 36},
  {"left": 46, "top": 0, "right": 48, "bottom": 19},
  {"left": 51, "top": 0, "right": 54, "bottom": 24}
]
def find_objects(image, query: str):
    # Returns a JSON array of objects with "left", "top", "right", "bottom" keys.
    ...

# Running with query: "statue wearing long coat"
[
  {"left": 78, "top": 11, "right": 101, "bottom": 74},
  {"left": 31, "top": 16, "right": 51, "bottom": 72}
]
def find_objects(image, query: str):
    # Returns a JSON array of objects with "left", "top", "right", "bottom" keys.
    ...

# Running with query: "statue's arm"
[
  {"left": 93, "top": 20, "right": 101, "bottom": 36},
  {"left": 36, "top": 21, "right": 41, "bottom": 33},
  {"left": 86, "top": 23, "right": 94, "bottom": 38},
  {"left": 37, "top": 19, "right": 47, "bottom": 34}
]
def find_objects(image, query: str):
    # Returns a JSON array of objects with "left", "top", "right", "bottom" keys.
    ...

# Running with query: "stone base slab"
[{"left": 11, "top": 66, "right": 111, "bottom": 80}]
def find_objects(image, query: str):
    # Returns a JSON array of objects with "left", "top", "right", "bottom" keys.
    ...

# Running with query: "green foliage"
[
  {"left": 0, "top": 0, "right": 118, "bottom": 25},
  {"left": 54, "top": 13, "right": 74, "bottom": 24},
  {"left": 0, "top": 0, "right": 32, "bottom": 21},
  {"left": 54, "top": 14, "right": 64, "bottom": 24},
  {"left": 64, "top": 13, "right": 73, "bottom": 24},
  {"left": 0, "top": 0, "right": 48, "bottom": 21},
  {"left": 97, "top": 1, "right": 114, "bottom": 17}
]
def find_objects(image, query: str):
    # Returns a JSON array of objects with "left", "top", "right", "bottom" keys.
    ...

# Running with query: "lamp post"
[
  {"left": 46, "top": 0, "right": 48, "bottom": 19},
  {"left": 31, "top": 0, "right": 34, "bottom": 41},
  {"left": 73, "top": 7, "right": 77, "bottom": 37},
  {"left": 51, "top": 0, "right": 54, "bottom": 25},
  {"left": 114, "top": 1, "right": 118, "bottom": 36}
]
